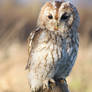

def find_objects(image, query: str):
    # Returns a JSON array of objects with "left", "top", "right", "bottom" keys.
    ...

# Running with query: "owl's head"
[{"left": 37, "top": 1, "right": 80, "bottom": 32}]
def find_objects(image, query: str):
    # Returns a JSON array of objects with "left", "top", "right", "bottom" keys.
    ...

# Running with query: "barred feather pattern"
[{"left": 26, "top": 1, "right": 80, "bottom": 92}]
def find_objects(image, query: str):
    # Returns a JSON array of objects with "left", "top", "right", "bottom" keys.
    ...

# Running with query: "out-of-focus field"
[{"left": 0, "top": 1, "right": 92, "bottom": 92}]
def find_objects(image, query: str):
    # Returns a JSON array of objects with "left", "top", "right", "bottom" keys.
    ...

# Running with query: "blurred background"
[{"left": 0, "top": 0, "right": 92, "bottom": 92}]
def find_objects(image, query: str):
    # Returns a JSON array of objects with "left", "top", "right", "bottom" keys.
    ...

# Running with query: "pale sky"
[{"left": 0, "top": 0, "right": 92, "bottom": 6}]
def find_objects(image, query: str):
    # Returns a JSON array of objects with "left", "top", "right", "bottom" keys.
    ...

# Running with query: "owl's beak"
[{"left": 54, "top": 22, "right": 58, "bottom": 31}]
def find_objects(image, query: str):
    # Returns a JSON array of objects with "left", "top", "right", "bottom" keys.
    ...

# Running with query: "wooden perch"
[{"left": 44, "top": 79, "right": 69, "bottom": 92}]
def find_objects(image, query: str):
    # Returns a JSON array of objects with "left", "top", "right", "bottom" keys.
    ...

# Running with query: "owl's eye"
[
  {"left": 48, "top": 15, "right": 53, "bottom": 19},
  {"left": 60, "top": 13, "right": 69, "bottom": 21}
]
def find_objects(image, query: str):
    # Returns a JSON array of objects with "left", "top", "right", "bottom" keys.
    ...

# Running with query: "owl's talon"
[
  {"left": 31, "top": 87, "right": 40, "bottom": 92},
  {"left": 49, "top": 79, "right": 56, "bottom": 89},
  {"left": 43, "top": 79, "right": 55, "bottom": 90},
  {"left": 49, "top": 79, "right": 55, "bottom": 84},
  {"left": 43, "top": 80, "right": 49, "bottom": 90},
  {"left": 29, "top": 79, "right": 42, "bottom": 92}
]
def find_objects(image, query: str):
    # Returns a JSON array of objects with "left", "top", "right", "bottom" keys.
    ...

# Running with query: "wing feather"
[{"left": 25, "top": 28, "right": 40, "bottom": 70}]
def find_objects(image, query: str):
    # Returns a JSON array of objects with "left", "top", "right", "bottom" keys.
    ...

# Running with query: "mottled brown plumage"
[{"left": 26, "top": 1, "right": 80, "bottom": 92}]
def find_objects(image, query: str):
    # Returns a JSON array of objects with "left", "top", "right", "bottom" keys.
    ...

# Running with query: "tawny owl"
[{"left": 26, "top": 1, "right": 80, "bottom": 92}]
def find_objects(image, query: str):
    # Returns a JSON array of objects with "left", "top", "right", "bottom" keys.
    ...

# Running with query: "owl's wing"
[{"left": 25, "top": 28, "right": 40, "bottom": 70}]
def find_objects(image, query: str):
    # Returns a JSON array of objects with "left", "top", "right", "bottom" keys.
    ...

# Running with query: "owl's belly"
[{"left": 30, "top": 33, "right": 78, "bottom": 80}]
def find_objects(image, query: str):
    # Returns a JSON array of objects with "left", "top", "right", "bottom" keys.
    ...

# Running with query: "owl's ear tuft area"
[
  {"left": 62, "top": 2, "right": 70, "bottom": 9},
  {"left": 54, "top": 1, "right": 62, "bottom": 9},
  {"left": 42, "top": 2, "right": 53, "bottom": 10}
]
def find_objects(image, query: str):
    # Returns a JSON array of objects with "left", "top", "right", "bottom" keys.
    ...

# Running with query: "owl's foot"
[
  {"left": 29, "top": 79, "right": 42, "bottom": 92},
  {"left": 43, "top": 78, "right": 56, "bottom": 90},
  {"left": 31, "top": 86, "right": 41, "bottom": 92}
]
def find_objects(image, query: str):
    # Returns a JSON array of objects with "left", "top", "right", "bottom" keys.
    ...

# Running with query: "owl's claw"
[
  {"left": 31, "top": 85, "right": 41, "bottom": 92},
  {"left": 43, "top": 78, "right": 56, "bottom": 90},
  {"left": 29, "top": 79, "right": 42, "bottom": 92},
  {"left": 43, "top": 80, "right": 49, "bottom": 90}
]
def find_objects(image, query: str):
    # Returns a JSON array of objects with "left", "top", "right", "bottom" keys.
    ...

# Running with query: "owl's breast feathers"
[{"left": 26, "top": 27, "right": 79, "bottom": 78}]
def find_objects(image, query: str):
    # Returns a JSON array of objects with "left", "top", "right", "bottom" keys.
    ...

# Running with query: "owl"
[{"left": 26, "top": 1, "right": 80, "bottom": 92}]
